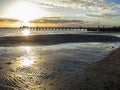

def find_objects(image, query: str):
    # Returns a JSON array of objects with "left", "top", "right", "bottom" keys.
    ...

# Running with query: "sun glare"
[
  {"left": 4, "top": 1, "right": 47, "bottom": 21},
  {"left": 22, "top": 29, "right": 30, "bottom": 36},
  {"left": 22, "top": 21, "right": 31, "bottom": 26},
  {"left": 20, "top": 56, "right": 34, "bottom": 66},
  {"left": 23, "top": 46, "right": 32, "bottom": 54}
]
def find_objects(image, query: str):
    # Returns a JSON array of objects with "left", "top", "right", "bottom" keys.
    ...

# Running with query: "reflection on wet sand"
[
  {"left": 0, "top": 43, "right": 118, "bottom": 90},
  {"left": 20, "top": 46, "right": 35, "bottom": 67},
  {"left": 4, "top": 46, "right": 44, "bottom": 90},
  {"left": 20, "top": 55, "right": 35, "bottom": 67},
  {"left": 22, "top": 46, "right": 32, "bottom": 54}
]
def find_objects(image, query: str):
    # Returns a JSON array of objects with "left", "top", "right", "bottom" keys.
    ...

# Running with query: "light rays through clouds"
[{"left": 0, "top": 0, "right": 120, "bottom": 27}]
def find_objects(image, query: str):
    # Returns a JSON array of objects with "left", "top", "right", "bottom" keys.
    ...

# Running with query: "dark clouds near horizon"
[
  {"left": 30, "top": 18, "right": 84, "bottom": 24},
  {"left": 0, "top": 18, "right": 20, "bottom": 22}
]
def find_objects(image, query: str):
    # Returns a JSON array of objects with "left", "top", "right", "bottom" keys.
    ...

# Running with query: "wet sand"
[
  {"left": 0, "top": 34, "right": 120, "bottom": 46},
  {"left": 52, "top": 48, "right": 120, "bottom": 90},
  {"left": 0, "top": 34, "right": 120, "bottom": 90},
  {"left": 0, "top": 47, "right": 119, "bottom": 90}
]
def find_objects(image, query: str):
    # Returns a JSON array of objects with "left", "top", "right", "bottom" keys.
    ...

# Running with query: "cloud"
[
  {"left": 40, "top": 4, "right": 55, "bottom": 8},
  {"left": 30, "top": 17, "right": 84, "bottom": 24},
  {"left": 0, "top": 18, "right": 20, "bottom": 22},
  {"left": 86, "top": 13, "right": 120, "bottom": 18},
  {"left": 29, "top": 0, "right": 119, "bottom": 11}
]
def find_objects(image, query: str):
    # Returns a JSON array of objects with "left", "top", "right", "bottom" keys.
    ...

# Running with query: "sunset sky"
[{"left": 0, "top": 0, "right": 120, "bottom": 27}]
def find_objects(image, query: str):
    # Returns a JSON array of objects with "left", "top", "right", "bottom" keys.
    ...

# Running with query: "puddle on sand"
[{"left": 0, "top": 42, "right": 119, "bottom": 89}]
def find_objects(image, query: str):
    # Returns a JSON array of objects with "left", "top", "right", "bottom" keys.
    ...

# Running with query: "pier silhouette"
[{"left": 20, "top": 26, "right": 120, "bottom": 32}]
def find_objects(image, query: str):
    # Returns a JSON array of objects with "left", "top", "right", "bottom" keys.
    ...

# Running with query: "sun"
[
  {"left": 4, "top": 1, "right": 47, "bottom": 21},
  {"left": 21, "top": 21, "right": 31, "bottom": 26}
]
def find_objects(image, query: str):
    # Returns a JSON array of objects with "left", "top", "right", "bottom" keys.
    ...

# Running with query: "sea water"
[{"left": 0, "top": 28, "right": 86, "bottom": 36}]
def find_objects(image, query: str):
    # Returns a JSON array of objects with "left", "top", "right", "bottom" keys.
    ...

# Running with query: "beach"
[
  {"left": 1, "top": 0, "right": 120, "bottom": 89},
  {"left": 52, "top": 47, "right": 120, "bottom": 90},
  {"left": 0, "top": 33, "right": 120, "bottom": 90}
]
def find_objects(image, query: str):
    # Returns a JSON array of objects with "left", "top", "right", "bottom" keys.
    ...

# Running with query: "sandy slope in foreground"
[{"left": 49, "top": 48, "right": 120, "bottom": 90}]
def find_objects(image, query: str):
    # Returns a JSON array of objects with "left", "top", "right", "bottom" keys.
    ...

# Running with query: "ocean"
[{"left": 0, "top": 28, "right": 120, "bottom": 37}]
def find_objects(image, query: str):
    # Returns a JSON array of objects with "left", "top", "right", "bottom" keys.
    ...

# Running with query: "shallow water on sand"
[
  {"left": 0, "top": 42, "right": 119, "bottom": 90},
  {"left": 0, "top": 28, "right": 87, "bottom": 37}
]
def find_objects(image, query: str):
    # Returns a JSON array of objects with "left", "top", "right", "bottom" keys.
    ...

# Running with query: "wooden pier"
[
  {"left": 20, "top": 26, "right": 120, "bottom": 32},
  {"left": 20, "top": 27, "right": 88, "bottom": 32}
]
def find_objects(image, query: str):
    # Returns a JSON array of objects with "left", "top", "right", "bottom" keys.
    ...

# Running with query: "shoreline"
[
  {"left": 51, "top": 47, "right": 120, "bottom": 90},
  {"left": 88, "top": 47, "right": 120, "bottom": 75}
]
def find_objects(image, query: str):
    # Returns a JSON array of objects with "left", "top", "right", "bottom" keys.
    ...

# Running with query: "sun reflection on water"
[
  {"left": 20, "top": 46, "right": 35, "bottom": 67},
  {"left": 22, "top": 46, "right": 32, "bottom": 54},
  {"left": 20, "top": 55, "right": 34, "bottom": 66},
  {"left": 22, "top": 29, "right": 30, "bottom": 36}
]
